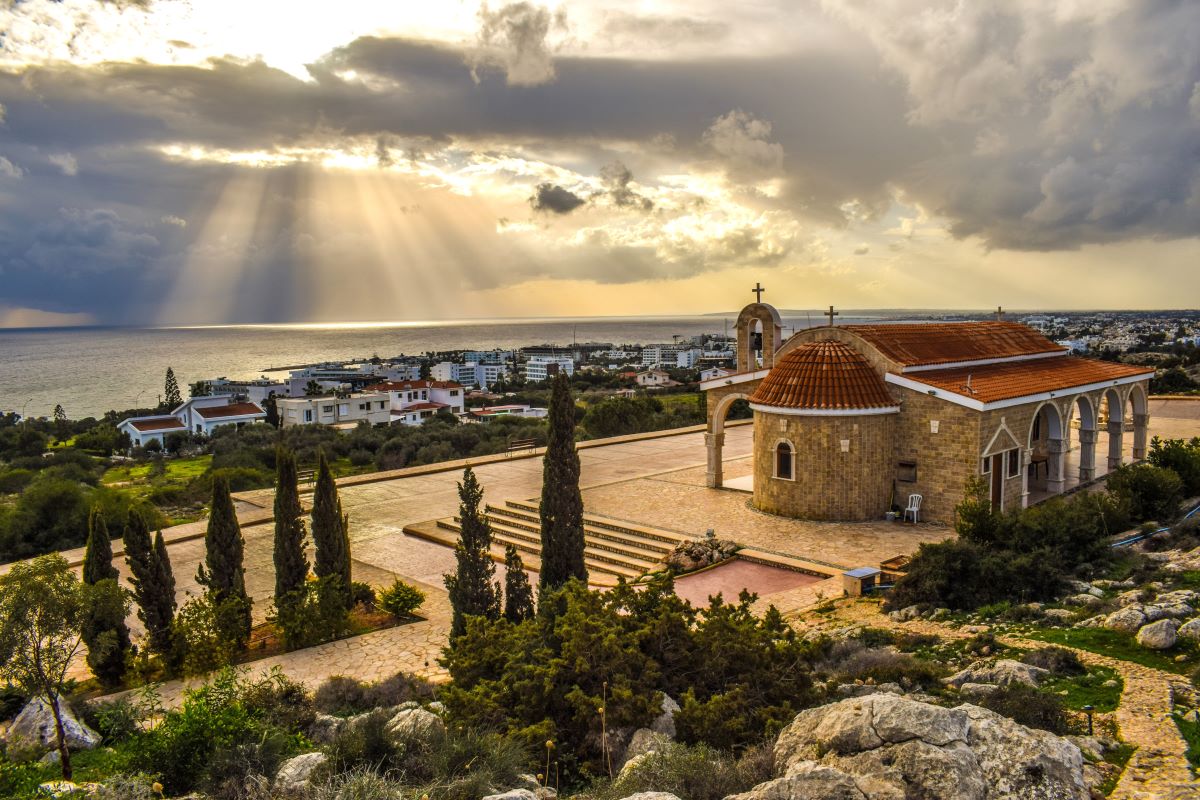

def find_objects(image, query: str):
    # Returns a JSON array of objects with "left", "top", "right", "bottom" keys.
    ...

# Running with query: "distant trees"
[
  {"left": 538, "top": 373, "right": 587, "bottom": 594},
  {"left": 502, "top": 544, "right": 534, "bottom": 623},
  {"left": 444, "top": 467, "right": 501, "bottom": 638},
  {"left": 124, "top": 510, "right": 176, "bottom": 655},
  {"left": 0, "top": 555, "right": 87, "bottom": 780},
  {"left": 311, "top": 450, "right": 351, "bottom": 605},
  {"left": 197, "top": 475, "right": 252, "bottom": 647},
  {"left": 273, "top": 445, "right": 309, "bottom": 609},
  {"left": 81, "top": 507, "right": 131, "bottom": 688},
  {"left": 581, "top": 395, "right": 661, "bottom": 438},
  {"left": 164, "top": 367, "right": 183, "bottom": 408}
]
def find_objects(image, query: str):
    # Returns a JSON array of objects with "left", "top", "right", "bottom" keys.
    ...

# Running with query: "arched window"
[{"left": 775, "top": 441, "right": 794, "bottom": 480}]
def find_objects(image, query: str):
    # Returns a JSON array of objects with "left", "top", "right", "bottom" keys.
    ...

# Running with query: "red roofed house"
[
  {"left": 118, "top": 395, "right": 266, "bottom": 447},
  {"left": 700, "top": 298, "right": 1153, "bottom": 523},
  {"left": 366, "top": 379, "right": 465, "bottom": 426}
]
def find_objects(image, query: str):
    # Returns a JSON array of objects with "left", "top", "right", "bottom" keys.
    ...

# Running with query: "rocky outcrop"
[
  {"left": 944, "top": 659, "right": 1048, "bottom": 689},
  {"left": 1103, "top": 606, "right": 1147, "bottom": 634},
  {"left": 274, "top": 752, "right": 328, "bottom": 792},
  {"left": 1136, "top": 618, "right": 1179, "bottom": 650},
  {"left": 665, "top": 538, "right": 738, "bottom": 574},
  {"left": 651, "top": 695, "right": 679, "bottom": 738},
  {"left": 4, "top": 697, "right": 100, "bottom": 761},
  {"left": 1178, "top": 617, "right": 1200, "bottom": 642},
  {"left": 616, "top": 793, "right": 683, "bottom": 800},
  {"left": 734, "top": 694, "right": 1088, "bottom": 800},
  {"left": 386, "top": 706, "right": 446, "bottom": 740},
  {"left": 483, "top": 790, "right": 540, "bottom": 800}
]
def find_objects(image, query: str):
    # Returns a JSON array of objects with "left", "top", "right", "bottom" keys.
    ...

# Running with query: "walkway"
[{"left": 815, "top": 600, "right": 1198, "bottom": 800}]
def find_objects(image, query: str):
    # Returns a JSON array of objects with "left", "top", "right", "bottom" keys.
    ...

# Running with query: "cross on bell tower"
[
  {"left": 995, "top": 306, "right": 1005, "bottom": 321},
  {"left": 752, "top": 282, "right": 765, "bottom": 303},
  {"left": 826, "top": 305, "right": 839, "bottom": 327}
]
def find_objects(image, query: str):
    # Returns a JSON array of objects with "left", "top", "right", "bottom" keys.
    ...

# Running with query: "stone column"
[
  {"left": 1021, "top": 450, "right": 1032, "bottom": 509},
  {"left": 1106, "top": 418, "right": 1124, "bottom": 471},
  {"left": 1046, "top": 438, "right": 1067, "bottom": 495},
  {"left": 705, "top": 431, "right": 725, "bottom": 488},
  {"left": 1077, "top": 428, "right": 1097, "bottom": 483},
  {"left": 1132, "top": 413, "right": 1150, "bottom": 461}
]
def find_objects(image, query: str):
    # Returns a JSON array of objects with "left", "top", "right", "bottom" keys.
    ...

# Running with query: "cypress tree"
[
  {"left": 273, "top": 445, "right": 309, "bottom": 606},
  {"left": 81, "top": 507, "right": 130, "bottom": 688},
  {"left": 198, "top": 475, "right": 252, "bottom": 646},
  {"left": 538, "top": 372, "right": 587, "bottom": 593},
  {"left": 123, "top": 511, "right": 175, "bottom": 655},
  {"left": 163, "top": 367, "right": 182, "bottom": 407},
  {"left": 311, "top": 449, "right": 351, "bottom": 603},
  {"left": 83, "top": 506, "right": 118, "bottom": 585},
  {"left": 502, "top": 544, "right": 534, "bottom": 623},
  {"left": 444, "top": 467, "right": 501, "bottom": 638}
]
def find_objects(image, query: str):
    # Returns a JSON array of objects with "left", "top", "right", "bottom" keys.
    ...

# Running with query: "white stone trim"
[
  {"left": 901, "top": 350, "right": 1067, "bottom": 373},
  {"left": 885, "top": 372, "right": 1151, "bottom": 412},
  {"left": 749, "top": 403, "right": 900, "bottom": 417},
  {"left": 700, "top": 368, "right": 771, "bottom": 391}
]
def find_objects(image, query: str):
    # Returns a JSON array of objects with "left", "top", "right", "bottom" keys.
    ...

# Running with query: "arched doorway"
[
  {"left": 706, "top": 391, "right": 751, "bottom": 488},
  {"left": 1067, "top": 395, "right": 1098, "bottom": 483},
  {"left": 1028, "top": 402, "right": 1066, "bottom": 497}
]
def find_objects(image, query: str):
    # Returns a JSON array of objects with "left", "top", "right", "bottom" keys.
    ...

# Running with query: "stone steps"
[{"left": 484, "top": 503, "right": 676, "bottom": 561}]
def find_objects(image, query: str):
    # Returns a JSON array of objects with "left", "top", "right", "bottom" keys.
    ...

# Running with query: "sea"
[{"left": 0, "top": 313, "right": 913, "bottom": 420}]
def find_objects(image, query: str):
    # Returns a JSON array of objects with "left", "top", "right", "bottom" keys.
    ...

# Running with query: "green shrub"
[
  {"left": 378, "top": 579, "right": 425, "bottom": 619},
  {"left": 350, "top": 581, "right": 377, "bottom": 609},
  {"left": 274, "top": 577, "right": 353, "bottom": 651},
  {"left": 978, "top": 684, "right": 1070, "bottom": 734},
  {"left": 1022, "top": 646, "right": 1085, "bottom": 676},
  {"left": 84, "top": 696, "right": 143, "bottom": 744},
  {"left": 600, "top": 741, "right": 775, "bottom": 800},
  {"left": 1149, "top": 437, "right": 1200, "bottom": 495},
  {"left": 1108, "top": 463, "right": 1185, "bottom": 523},
  {"left": 831, "top": 647, "right": 945, "bottom": 687},
  {"left": 171, "top": 592, "right": 241, "bottom": 677},
  {"left": 0, "top": 468, "right": 34, "bottom": 494},
  {"left": 313, "top": 671, "right": 436, "bottom": 716},
  {"left": 326, "top": 709, "right": 402, "bottom": 773},
  {"left": 0, "top": 683, "right": 27, "bottom": 721}
]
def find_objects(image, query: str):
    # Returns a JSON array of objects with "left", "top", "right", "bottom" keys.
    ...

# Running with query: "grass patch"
[
  {"left": 102, "top": 455, "right": 212, "bottom": 484},
  {"left": 1041, "top": 665, "right": 1123, "bottom": 712},
  {"left": 1170, "top": 571, "right": 1200, "bottom": 592},
  {"left": 1173, "top": 709, "right": 1200, "bottom": 771},
  {"left": 1098, "top": 743, "right": 1136, "bottom": 795},
  {"left": 1026, "top": 627, "right": 1196, "bottom": 674}
]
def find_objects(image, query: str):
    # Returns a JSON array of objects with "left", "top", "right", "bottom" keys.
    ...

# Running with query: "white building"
[
  {"left": 276, "top": 392, "right": 391, "bottom": 430},
  {"left": 523, "top": 355, "right": 574, "bottom": 382},
  {"left": 636, "top": 369, "right": 675, "bottom": 387},
  {"left": 431, "top": 361, "right": 511, "bottom": 388},
  {"left": 465, "top": 349, "right": 513, "bottom": 365},
  {"left": 204, "top": 377, "right": 287, "bottom": 405},
  {"left": 368, "top": 379, "right": 466, "bottom": 425},
  {"left": 118, "top": 396, "right": 267, "bottom": 446},
  {"left": 699, "top": 367, "right": 733, "bottom": 382},
  {"left": 468, "top": 404, "right": 548, "bottom": 421},
  {"left": 641, "top": 346, "right": 701, "bottom": 368}
]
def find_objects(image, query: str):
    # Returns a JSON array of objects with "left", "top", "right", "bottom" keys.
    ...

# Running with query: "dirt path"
[{"left": 812, "top": 601, "right": 1198, "bottom": 800}]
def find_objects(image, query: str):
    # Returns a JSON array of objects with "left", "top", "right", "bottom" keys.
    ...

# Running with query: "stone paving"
[{"left": 816, "top": 599, "right": 1200, "bottom": 800}]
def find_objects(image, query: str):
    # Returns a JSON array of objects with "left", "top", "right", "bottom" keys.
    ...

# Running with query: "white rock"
[
  {"left": 617, "top": 793, "right": 683, "bottom": 800},
  {"left": 1136, "top": 619, "right": 1179, "bottom": 650},
  {"left": 1042, "top": 609, "right": 1076, "bottom": 624},
  {"left": 386, "top": 707, "right": 446, "bottom": 741},
  {"left": 5, "top": 698, "right": 99, "bottom": 761},
  {"left": 944, "top": 660, "right": 1049, "bottom": 689},
  {"left": 1115, "top": 590, "right": 1146, "bottom": 607},
  {"left": 651, "top": 695, "right": 679, "bottom": 738},
  {"left": 483, "top": 790, "right": 540, "bottom": 800},
  {"left": 1064, "top": 594, "right": 1102, "bottom": 608},
  {"left": 1178, "top": 618, "right": 1200, "bottom": 642},
  {"left": 957, "top": 683, "right": 1000, "bottom": 701},
  {"left": 1144, "top": 603, "right": 1194, "bottom": 621},
  {"left": 1104, "top": 606, "right": 1147, "bottom": 634},
  {"left": 274, "top": 752, "right": 328, "bottom": 791}
]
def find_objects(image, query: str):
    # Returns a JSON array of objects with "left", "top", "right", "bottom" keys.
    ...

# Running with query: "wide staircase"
[{"left": 434, "top": 499, "right": 695, "bottom": 586}]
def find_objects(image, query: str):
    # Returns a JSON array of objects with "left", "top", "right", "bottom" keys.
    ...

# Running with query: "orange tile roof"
[
  {"left": 749, "top": 341, "right": 896, "bottom": 410},
  {"left": 127, "top": 417, "right": 187, "bottom": 432},
  {"left": 194, "top": 402, "right": 265, "bottom": 419},
  {"left": 843, "top": 321, "right": 1065, "bottom": 367},
  {"left": 899, "top": 357, "right": 1153, "bottom": 403},
  {"left": 399, "top": 401, "right": 448, "bottom": 412}
]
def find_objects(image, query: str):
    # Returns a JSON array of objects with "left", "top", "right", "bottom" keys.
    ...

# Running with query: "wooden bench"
[
  {"left": 506, "top": 438, "right": 537, "bottom": 457},
  {"left": 297, "top": 468, "right": 316, "bottom": 485}
]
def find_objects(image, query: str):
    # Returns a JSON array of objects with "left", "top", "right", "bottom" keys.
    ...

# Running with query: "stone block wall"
[
  {"left": 891, "top": 388, "right": 980, "bottom": 524},
  {"left": 753, "top": 410, "right": 895, "bottom": 521}
]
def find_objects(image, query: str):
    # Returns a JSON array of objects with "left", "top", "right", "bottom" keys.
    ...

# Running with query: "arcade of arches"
[{"left": 701, "top": 298, "right": 1155, "bottom": 524}]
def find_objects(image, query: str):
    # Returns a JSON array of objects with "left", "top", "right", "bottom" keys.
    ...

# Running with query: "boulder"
[
  {"left": 1103, "top": 606, "right": 1147, "bottom": 634},
  {"left": 1074, "top": 615, "right": 1105, "bottom": 629},
  {"left": 1115, "top": 590, "right": 1146, "bottom": 607},
  {"left": 1158, "top": 589, "right": 1200, "bottom": 605},
  {"left": 386, "top": 707, "right": 446, "bottom": 741},
  {"left": 1041, "top": 609, "right": 1076, "bottom": 624},
  {"left": 1144, "top": 603, "right": 1194, "bottom": 621},
  {"left": 274, "top": 752, "right": 328, "bottom": 792},
  {"left": 758, "top": 695, "right": 1088, "bottom": 800},
  {"left": 5, "top": 697, "right": 100, "bottom": 761},
  {"left": 1136, "top": 619, "right": 1179, "bottom": 650},
  {"left": 617, "top": 794, "right": 683, "bottom": 800},
  {"left": 1178, "top": 618, "right": 1200, "bottom": 642},
  {"left": 650, "top": 695, "right": 679, "bottom": 738},
  {"left": 483, "top": 791, "right": 540, "bottom": 800},
  {"left": 308, "top": 713, "right": 344, "bottom": 744},
  {"left": 888, "top": 605, "right": 923, "bottom": 622},
  {"left": 957, "top": 683, "right": 1000, "bottom": 702},
  {"left": 1064, "top": 594, "right": 1102, "bottom": 609},
  {"left": 944, "top": 660, "right": 1048, "bottom": 689},
  {"left": 623, "top": 727, "right": 670, "bottom": 765}
]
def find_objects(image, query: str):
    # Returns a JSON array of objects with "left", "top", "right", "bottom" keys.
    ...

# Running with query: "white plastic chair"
[{"left": 903, "top": 494, "right": 922, "bottom": 523}]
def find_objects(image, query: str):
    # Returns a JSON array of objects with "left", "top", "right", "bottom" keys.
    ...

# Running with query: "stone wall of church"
[
  {"left": 891, "top": 387, "right": 981, "bottom": 524},
  {"left": 752, "top": 410, "right": 895, "bottom": 521}
]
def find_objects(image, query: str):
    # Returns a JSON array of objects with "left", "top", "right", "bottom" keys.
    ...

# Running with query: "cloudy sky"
[{"left": 0, "top": 0, "right": 1197, "bottom": 327}]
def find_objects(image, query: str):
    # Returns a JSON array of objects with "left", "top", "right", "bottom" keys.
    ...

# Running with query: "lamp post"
[
  {"left": 1082, "top": 704, "right": 1094, "bottom": 735},
  {"left": 20, "top": 398, "right": 32, "bottom": 419}
]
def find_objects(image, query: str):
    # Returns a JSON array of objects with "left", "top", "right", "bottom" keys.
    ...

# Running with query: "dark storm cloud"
[
  {"left": 529, "top": 182, "right": 585, "bottom": 214},
  {"left": 599, "top": 161, "right": 652, "bottom": 211}
]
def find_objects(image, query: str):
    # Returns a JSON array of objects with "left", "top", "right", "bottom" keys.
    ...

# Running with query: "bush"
[
  {"left": 274, "top": 577, "right": 352, "bottom": 651},
  {"left": 172, "top": 593, "right": 241, "bottom": 677},
  {"left": 0, "top": 683, "right": 27, "bottom": 721},
  {"left": 378, "top": 579, "right": 426, "bottom": 619},
  {"left": 830, "top": 647, "right": 945, "bottom": 688},
  {"left": 0, "top": 468, "right": 34, "bottom": 494},
  {"left": 1148, "top": 437, "right": 1200, "bottom": 495},
  {"left": 326, "top": 709, "right": 402, "bottom": 773},
  {"left": 350, "top": 581, "right": 377, "bottom": 610},
  {"left": 84, "top": 696, "right": 143, "bottom": 744},
  {"left": 1108, "top": 463, "right": 1185, "bottom": 523},
  {"left": 601, "top": 741, "right": 775, "bottom": 800},
  {"left": 313, "top": 672, "right": 435, "bottom": 716},
  {"left": 978, "top": 684, "right": 1070, "bottom": 734},
  {"left": 1021, "top": 646, "right": 1086, "bottom": 676}
]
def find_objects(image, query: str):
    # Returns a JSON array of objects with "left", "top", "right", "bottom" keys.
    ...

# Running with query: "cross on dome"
[{"left": 752, "top": 282, "right": 765, "bottom": 303}]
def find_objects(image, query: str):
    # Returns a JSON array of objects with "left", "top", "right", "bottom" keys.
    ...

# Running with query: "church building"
[{"left": 701, "top": 295, "right": 1154, "bottom": 524}]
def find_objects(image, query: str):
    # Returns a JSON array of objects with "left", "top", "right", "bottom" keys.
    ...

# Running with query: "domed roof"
[{"left": 749, "top": 340, "right": 897, "bottom": 412}]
